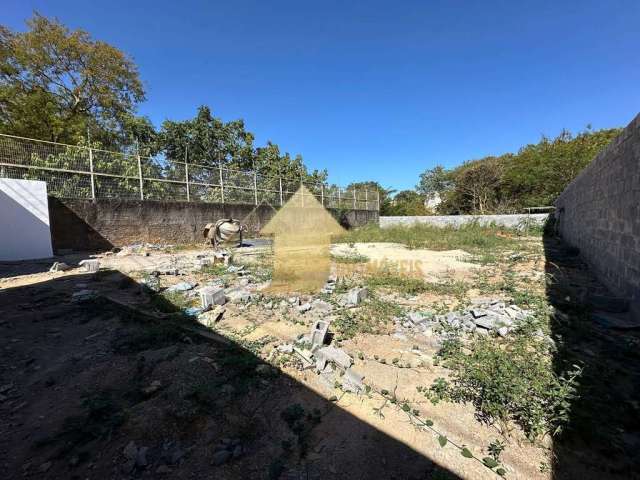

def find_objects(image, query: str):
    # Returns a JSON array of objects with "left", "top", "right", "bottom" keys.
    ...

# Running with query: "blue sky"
[{"left": 4, "top": 0, "right": 640, "bottom": 191}]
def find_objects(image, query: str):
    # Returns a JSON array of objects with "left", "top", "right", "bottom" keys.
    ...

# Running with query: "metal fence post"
[
  {"left": 253, "top": 170, "right": 258, "bottom": 205},
  {"left": 136, "top": 153, "right": 144, "bottom": 200},
  {"left": 279, "top": 176, "right": 283, "bottom": 206},
  {"left": 219, "top": 164, "right": 225, "bottom": 204},
  {"left": 185, "top": 145, "right": 190, "bottom": 202},
  {"left": 365, "top": 189, "right": 368, "bottom": 210},
  {"left": 377, "top": 189, "right": 380, "bottom": 211},
  {"left": 353, "top": 188, "right": 357, "bottom": 209},
  {"left": 88, "top": 147, "right": 96, "bottom": 200},
  {"left": 321, "top": 184, "right": 324, "bottom": 206},
  {"left": 338, "top": 187, "right": 341, "bottom": 209}
]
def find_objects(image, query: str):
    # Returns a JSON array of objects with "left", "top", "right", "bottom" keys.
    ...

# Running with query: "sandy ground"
[{"left": 0, "top": 241, "right": 554, "bottom": 480}]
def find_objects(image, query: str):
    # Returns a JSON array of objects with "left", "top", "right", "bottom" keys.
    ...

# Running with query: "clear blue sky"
[{"left": 4, "top": 0, "right": 640, "bottom": 191}]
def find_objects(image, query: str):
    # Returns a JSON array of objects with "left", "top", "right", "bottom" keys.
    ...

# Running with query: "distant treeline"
[{"left": 376, "top": 126, "right": 622, "bottom": 216}]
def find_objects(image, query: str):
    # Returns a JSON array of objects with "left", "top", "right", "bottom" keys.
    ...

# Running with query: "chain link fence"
[{"left": 0, "top": 133, "right": 379, "bottom": 210}]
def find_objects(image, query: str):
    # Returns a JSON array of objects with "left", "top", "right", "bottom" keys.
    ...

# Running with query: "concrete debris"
[
  {"left": 397, "top": 298, "right": 532, "bottom": 338},
  {"left": 276, "top": 343, "right": 294, "bottom": 354},
  {"left": 288, "top": 296, "right": 300, "bottom": 305},
  {"left": 49, "top": 262, "right": 70, "bottom": 272},
  {"left": 311, "top": 299, "right": 333, "bottom": 313},
  {"left": 71, "top": 289, "right": 97, "bottom": 303},
  {"left": 339, "top": 287, "right": 368, "bottom": 307},
  {"left": 166, "top": 281, "right": 195, "bottom": 293},
  {"left": 225, "top": 287, "right": 251, "bottom": 304},
  {"left": 184, "top": 307, "right": 203, "bottom": 316},
  {"left": 342, "top": 367, "right": 365, "bottom": 393},
  {"left": 310, "top": 320, "right": 330, "bottom": 348},
  {"left": 79, "top": 259, "right": 100, "bottom": 272},
  {"left": 315, "top": 346, "right": 353, "bottom": 371},
  {"left": 227, "top": 265, "right": 245, "bottom": 274},
  {"left": 297, "top": 302, "right": 312, "bottom": 313},
  {"left": 200, "top": 286, "right": 226, "bottom": 309},
  {"left": 197, "top": 306, "right": 226, "bottom": 328}
]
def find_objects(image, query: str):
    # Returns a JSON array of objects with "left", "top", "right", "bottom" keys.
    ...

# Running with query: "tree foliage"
[
  {"left": 432, "top": 127, "right": 622, "bottom": 214},
  {"left": 0, "top": 14, "right": 145, "bottom": 146}
]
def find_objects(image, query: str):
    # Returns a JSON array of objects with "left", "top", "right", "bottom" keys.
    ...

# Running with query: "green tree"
[
  {"left": 387, "top": 190, "right": 432, "bottom": 216},
  {"left": 416, "top": 165, "right": 451, "bottom": 196},
  {"left": 0, "top": 13, "right": 145, "bottom": 145}
]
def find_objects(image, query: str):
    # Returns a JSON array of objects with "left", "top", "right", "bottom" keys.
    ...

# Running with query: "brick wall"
[
  {"left": 555, "top": 113, "right": 640, "bottom": 304},
  {"left": 48, "top": 198, "right": 378, "bottom": 251}
]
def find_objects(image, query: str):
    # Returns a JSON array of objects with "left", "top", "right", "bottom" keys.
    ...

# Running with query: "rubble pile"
[{"left": 397, "top": 297, "right": 533, "bottom": 339}]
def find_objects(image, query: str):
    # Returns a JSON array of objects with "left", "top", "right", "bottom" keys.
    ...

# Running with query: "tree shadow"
[
  {"left": 0, "top": 270, "right": 461, "bottom": 479},
  {"left": 543, "top": 220, "right": 640, "bottom": 480}
]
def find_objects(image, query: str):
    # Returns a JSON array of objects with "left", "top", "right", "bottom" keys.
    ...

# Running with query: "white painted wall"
[{"left": 0, "top": 179, "right": 53, "bottom": 261}]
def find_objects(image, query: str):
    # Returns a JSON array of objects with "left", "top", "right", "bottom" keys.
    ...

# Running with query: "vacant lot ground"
[{"left": 0, "top": 223, "right": 638, "bottom": 479}]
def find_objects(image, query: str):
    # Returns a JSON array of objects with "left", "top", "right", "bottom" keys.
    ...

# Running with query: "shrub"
[{"left": 435, "top": 334, "right": 581, "bottom": 439}]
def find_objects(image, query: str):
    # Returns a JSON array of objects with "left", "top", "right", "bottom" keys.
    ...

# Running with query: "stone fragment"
[
  {"left": 49, "top": 262, "right": 70, "bottom": 272},
  {"left": 339, "top": 287, "right": 368, "bottom": 306},
  {"left": 311, "top": 299, "right": 333, "bottom": 313},
  {"left": 78, "top": 259, "right": 100, "bottom": 273},
  {"left": 123, "top": 441, "right": 138, "bottom": 460},
  {"left": 342, "top": 367, "right": 364, "bottom": 393},
  {"left": 225, "top": 287, "right": 251, "bottom": 304},
  {"left": 71, "top": 289, "right": 97, "bottom": 302},
  {"left": 315, "top": 346, "right": 352, "bottom": 370},
  {"left": 497, "top": 327, "right": 509, "bottom": 337},
  {"left": 474, "top": 317, "right": 498, "bottom": 330},
  {"left": 297, "top": 303, "right": 312, "bottom": 313},
  {"left": 200, "top": 287, "right": 226, "bottom": 309},
  {"left": 310, "top": 320, "right": 330, "bottom": 348},
  {"left": 166, "top": 282, "right": 195, "bottom": 293}
]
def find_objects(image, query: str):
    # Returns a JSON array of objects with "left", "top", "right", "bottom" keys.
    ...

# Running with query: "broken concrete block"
[
  {"left": 71, "top": 289, "right": 97, "bottom": 302},
  {"left": 297, "top": 303, "right": 312, "bottom": 313},
  {"left": 288, "top": 296, "right": 300, "bottom": 305},
  {"left": 79, "top": 259, "right": 100, "bottom": 273},
  {"left": 200, "top": 286, "right": 226, "bottom": 309},
  {"left": 311, "top": 299, "right": 333, "bottom": 313},
  {"left": 342, "top": 367, "right": 365, "bottom": 393},
  {"left": 497, "top": 327, "right": 509, "bottom": 337},
  {"left": 310, "top": 320, "right": 330, "bottom": 348},
  {"left": 474, "top": 316, "right": 498, "bottom": 330},
  {"left": 225, "top": 287, "right": 251, "bottom": 304},
  {"left": 166, "top": 282, "right": 195, "bottom": 293},
  {"left": 470, "top": 309, "right": 488, "bottom": 319},
  {"left": 339, "top": 287, "right": 368, "bottom": 306},
  {"left": 49, "top": 262, "right": 70, "bottom": 272},
  {"left": 315, "top": 346, "right": 352, "bottom": 370}
]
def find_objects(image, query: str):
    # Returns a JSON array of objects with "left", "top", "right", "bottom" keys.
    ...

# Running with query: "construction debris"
[
  {"left": 49, "top": 262, "right": 70, "bottom": 272},
  {"left": 339, "top": 287, "right": 368, "bottom": 307},
  {"left": 79, "top": 259, "right": 100, "bottom": 272},
  {"left": 200, "top": 286, "right": 226, "bottom": 309}
]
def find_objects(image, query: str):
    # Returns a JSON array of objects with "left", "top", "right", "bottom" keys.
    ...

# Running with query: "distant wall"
[
  {"left": 555, "top": 113, "right": 640, "bottom": 304},
  {"left": 48, "top": 198, "right": 378, "bottom": 251},
  {"left": 0, "top": 179, "right": 53, "bottom": 261},
  {"left": 380, "top": 214, "right": 548, "bottom": 229}
]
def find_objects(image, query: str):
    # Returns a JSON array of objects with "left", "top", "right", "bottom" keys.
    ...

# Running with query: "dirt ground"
[{"left": 0, "top": 238, "right": 637, "bottom": 479}]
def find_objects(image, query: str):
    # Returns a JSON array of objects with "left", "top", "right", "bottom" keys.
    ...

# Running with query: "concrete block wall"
[
  {"left": 380, "top": 214, "right": 549, "bottom": 229},
  {"left": 48, "top": 198, "right": 378, "bottom": 251},
  {"left": 555, "top": 113, "right": 640, "bottom": 304}
]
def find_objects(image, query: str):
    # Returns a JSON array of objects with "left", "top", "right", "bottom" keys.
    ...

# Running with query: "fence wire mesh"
[{"left": 0, "top": 133, "right": 379, "bottom": 210}]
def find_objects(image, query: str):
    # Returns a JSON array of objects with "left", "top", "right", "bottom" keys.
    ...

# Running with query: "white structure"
[{"left": 0, "top": 178, "right": 53, "bottom": 261}]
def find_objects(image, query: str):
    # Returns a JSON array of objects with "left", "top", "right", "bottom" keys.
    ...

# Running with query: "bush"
[{"left": 436, "top": 333, "right": 581, "bottom": 439}]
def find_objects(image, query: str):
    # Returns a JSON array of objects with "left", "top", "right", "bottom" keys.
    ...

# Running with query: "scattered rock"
[
  {"left": 297, "top": 303, "right": 312, "bottom": 313},
  {"left": 225, "top": 287, "right": 251, "bottom": 304},
  {"left": 200, "top": 286, "right": 226, "bottom": 309},
  {"left": 49, "top": 262, "right": 70, "bottom": 272},
  {"left": 39, "top": 461, "right": 52, "bottom": 473},
  {"left": 212, "top": 449, "right": 232, "bottom": 466},
  {"left": 339, "top": 287, "right": 368, "bottom": 307},
  {"left": 78, "top": 259, "right": 100, "bottom": 273},
  {"left": 166, "top": 281, "right": 195, "bottom": 293}
]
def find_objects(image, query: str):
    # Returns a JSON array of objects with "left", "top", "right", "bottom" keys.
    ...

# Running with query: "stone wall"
[
  {"left": 380, "top": 214, "right": 548, "bottom": 229},
  {"left": 48, "top": 198, "right": 378, "bottom": 251},
  {"left": 555, "top": 113, "right": 640, "bottom": 305}
]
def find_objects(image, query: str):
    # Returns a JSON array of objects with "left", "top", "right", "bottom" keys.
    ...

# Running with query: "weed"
[
  {"left": 336, "top": 222, "right": 521, "bottom": 253},
  {"left": 331, "top": 252, "right": 369, "bottom": 263},
  {"left": 487, "top": 439, "right": 506, "bottom": 461},
  {"left": 435, "top": 333, "right": 582, "bottom": 439}
]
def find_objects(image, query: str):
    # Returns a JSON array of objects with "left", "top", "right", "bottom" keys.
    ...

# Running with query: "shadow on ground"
[
  {"left": 544, "top": 226, "right": 640, "bottom": 480},
  {"left": 0, "top": 270, "right": 459, "bottom": 479}
]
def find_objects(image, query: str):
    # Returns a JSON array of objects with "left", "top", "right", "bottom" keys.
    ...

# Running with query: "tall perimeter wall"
[
  {"left": 48, "top": 198, "right": 378, "bottom": 251},
  {"left": 555, "top": 113, "right": 640, "bottom": 305}
]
